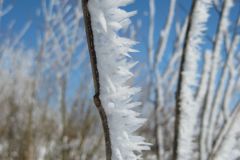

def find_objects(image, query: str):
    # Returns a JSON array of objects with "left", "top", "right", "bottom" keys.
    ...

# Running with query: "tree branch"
[
  {"left": 82, "top": 0, "right": 112, "bottom": 159},
  {"left": 172, "top": 1, "right": 196, "bottom": 159},
  {"left": 208, "top": 103, "right": 240, "bottom": 160}
]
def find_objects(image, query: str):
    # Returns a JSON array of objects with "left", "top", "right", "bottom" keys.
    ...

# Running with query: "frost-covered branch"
[
  {"left": 173, "top": 0, "right": 211, "bottom": 160},
  {"left": 148, "top": 0, "right": 155, "bottom": 69},
  {"left": 162, "top": 17, "right": 189, "bottom": 83},
  {"left": 208, "top": 103, "right": 240, "bottom": 160},
  {"left": 82, "top": 0, "right": 112, "bottom": 159},
  {"left": 195, "top": 50, "right": 212, "bottom": 105},
  {"left": 200, "top": 1, "right": 233, "bottom": 158},
  {"left": 82, "top": 0, "right": 150, "bottom": 159},
  {"left": 208, "top": 34, "right": 240, "bottom": 144},
  {"left": 154, "top": 0, "right": 176, "bottom": 70}
]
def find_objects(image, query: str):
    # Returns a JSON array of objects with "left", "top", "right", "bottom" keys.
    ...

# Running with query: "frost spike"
[{"left": 83, "top": 0, "right": 149, "bottom": 159}]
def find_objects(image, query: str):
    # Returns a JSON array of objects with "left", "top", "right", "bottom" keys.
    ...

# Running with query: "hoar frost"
[
  {"left": 88, "top": 0, "right": 150, "bottom": 160},
  {"left": 177, "top": 0, "right": 211, "bottom": 160}
]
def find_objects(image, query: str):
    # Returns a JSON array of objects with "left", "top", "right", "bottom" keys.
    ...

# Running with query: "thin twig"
[
  {"left": 82, "top": 0, "right": 112, "bottom": 160},
  {"left": 208, "top": 103, "right": 240, "bottom": 160}
]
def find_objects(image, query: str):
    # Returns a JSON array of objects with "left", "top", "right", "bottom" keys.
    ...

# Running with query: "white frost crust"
[
  {"left": 177, "top": 0, "right": 211, "bottom": 160},
  {"left": 88, "top": 0, "right": 150, "bottom": 159}
]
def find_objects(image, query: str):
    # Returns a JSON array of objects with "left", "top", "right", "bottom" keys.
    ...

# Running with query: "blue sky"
[
  {"left": 0, "top": 0, "right": 193, "bottom": 50},
  {"left": 1, "top": 0, "right": 42, "bottom": 47},
  {"left": 1, "top": 0, "right": 239, "bottom": 52},
  {"left": 0, "top": 0, "right": 194, "bottom": 80},
  {"left": 1, "top": 0, "right": 239, "bottom": 105}
]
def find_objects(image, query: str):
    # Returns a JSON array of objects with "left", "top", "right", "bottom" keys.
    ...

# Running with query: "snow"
[{"left": 88, "top": 0, "right": 150, "bottom": 159}]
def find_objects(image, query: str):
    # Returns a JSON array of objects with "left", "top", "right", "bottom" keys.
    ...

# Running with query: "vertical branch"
[
  {"left": 163, "top": 17, "right": 189, "bottom": 81},
  {"left": 150, "top": 0, "right": 177, "bottom": 158},
  {"left": 22, "top": 107, "right": 34, "bottom": 160},
  {"left": 6, "top": 97, "right": 18, "bottom": 159},
  {"left": 196, "top": 51, "right": 212, "bottom": 159},
  {"left": 172, "top": 2, "right": 195, "bottom": 160},
  {"left": 208, "top": 104, "right": 240, "bottom": 160},
  {"left": 23, "top": 83, "right": 36, "bottom": 160},
  {"left": 59, "top": 75, "right": 68, "bottom": 160},
  {"left": 82, "top": 0, "right": 112, "bottom": 160},
  {"left": 154, "top": 87, "right": 161, "bottom": 160},
  {"left": 154, "top": 0, "right": 176, "bottom": 70},
  {"left": 208, "top": 15, "right": 238, "bottom": 150},
  {"left": 201, "top": 1, "right": 233, "bottom": 157},
  {"left": 195, "top": 51, "right": 212, "bottom": 103},
  {"left": 148, "top": 0, "right": 155, "bottom": 69},
  {"left": 208, "top": 33, "right": 239, "bottom": 145},
  {"left": 173, "top": 0, "right": 211, "bottom": 159}
]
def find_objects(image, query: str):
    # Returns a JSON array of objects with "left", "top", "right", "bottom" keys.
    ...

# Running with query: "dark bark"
[
  {"left": 172, "top": 1, "right": 197, "bottom": 160},
  {"left": 82, "top": 0, "right": 112, "bottom": 160}
]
